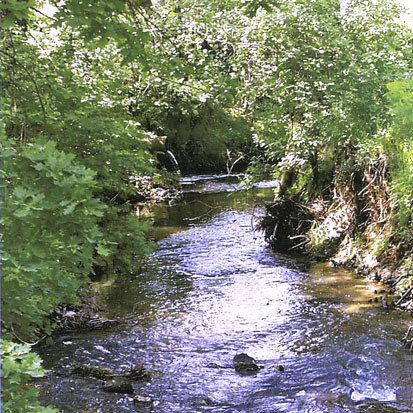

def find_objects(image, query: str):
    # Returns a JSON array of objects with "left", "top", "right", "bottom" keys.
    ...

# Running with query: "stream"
[{"left": 38, "top": 175, "right": 413, "bottom": 413}]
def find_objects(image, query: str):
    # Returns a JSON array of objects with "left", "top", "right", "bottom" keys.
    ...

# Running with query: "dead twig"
[
  {"left": 396, "top": 286, "right": 413, "bottom": 306},
  {"left": 401, "top": 326, "right": 413, "bottom": 352},
  {"left": 11, "top": 324, "right": 47, "bottom": 346}
]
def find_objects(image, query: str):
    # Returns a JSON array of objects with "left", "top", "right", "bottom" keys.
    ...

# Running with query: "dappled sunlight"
[
  {"left": 5, "top": 0, "right": 412, "bottom": 409},
  {"left": 305, "top": 262, "right": 391, "bottom": 314}
]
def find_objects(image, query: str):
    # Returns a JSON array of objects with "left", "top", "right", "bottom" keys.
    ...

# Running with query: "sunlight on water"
[
  {"left": 37, "top": 175, "right": 413, "bottom": 413},
  {"left": 351, "top": 383, "right": 397, "bottom": 402}
]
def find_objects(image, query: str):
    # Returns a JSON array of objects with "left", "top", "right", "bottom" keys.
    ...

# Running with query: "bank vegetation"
[{"left": 1, "top": 0, "right": 412, "bottom": 411}]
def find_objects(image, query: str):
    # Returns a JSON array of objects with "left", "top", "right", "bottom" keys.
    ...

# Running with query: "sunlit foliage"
[{"left": 1, "top": 0, "right": 412, "bottom": 410}]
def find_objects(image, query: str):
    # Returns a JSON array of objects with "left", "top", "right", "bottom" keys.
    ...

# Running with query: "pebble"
[{"left": 133, "top": 395, "right": 153, "bottom": 406}]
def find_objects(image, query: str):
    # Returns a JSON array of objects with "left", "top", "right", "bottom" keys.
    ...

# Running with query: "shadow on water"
[{"left": 37, "top": 175, "right": 413, "bottom": 412}]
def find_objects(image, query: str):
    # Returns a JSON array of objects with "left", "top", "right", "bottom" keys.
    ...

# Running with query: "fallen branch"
[
  {"left": 11, "top": 324, "right": 47, "bottom": 346},
  {"left": 396, "top": 286, "right": 413, "bottom": 306},
  {"left": 401, "top": 326, "right": 413, "bottom": 352}
]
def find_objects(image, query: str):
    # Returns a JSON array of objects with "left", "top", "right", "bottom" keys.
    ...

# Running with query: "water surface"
[{"left": 38, "top": 175, "right": 413, "bottom": 412}]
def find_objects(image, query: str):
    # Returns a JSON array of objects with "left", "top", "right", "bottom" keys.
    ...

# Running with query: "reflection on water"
[{"left": 38, "top": 175, "right": 413, "bottom": 412}]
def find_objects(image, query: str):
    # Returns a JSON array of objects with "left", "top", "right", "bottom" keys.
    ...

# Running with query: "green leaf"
[
  {"left": 96, "top": 245, "right": 111, "bottom": 256},
  {"left": 63, "top": 202, "right": 77, "bottom": 215}
]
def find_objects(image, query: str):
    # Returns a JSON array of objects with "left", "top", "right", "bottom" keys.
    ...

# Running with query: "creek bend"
[{"left": 38, "top": 175, "right": 413, "bottom": 412}]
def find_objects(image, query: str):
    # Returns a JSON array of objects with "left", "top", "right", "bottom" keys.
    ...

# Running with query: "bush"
[
  {"left": 1, "top": 340, "right": 58, "bottom": 413},
  {"left": 386, "top": 79, "right": 413, "bottom": 242},
  {"left": 1, "top": 139, "right": 106, "bottom": 339}
]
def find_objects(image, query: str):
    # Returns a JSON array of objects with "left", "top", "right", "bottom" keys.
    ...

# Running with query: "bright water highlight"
[{"left": 38, "top": 175, "right": 413, "bottom": 412}]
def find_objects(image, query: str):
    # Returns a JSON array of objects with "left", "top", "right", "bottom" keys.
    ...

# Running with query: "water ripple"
[{"left": 37, "top": 176, "right": 413, "bottom": 413}]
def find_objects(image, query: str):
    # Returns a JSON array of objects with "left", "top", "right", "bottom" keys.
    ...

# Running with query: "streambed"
[{"left": 38, "top": 175, "right": 413, "bottom": 412}]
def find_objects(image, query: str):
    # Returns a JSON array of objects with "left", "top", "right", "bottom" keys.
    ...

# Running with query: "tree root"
[{"left": 259, "top": 198, "right": 314, "bottom": 252}]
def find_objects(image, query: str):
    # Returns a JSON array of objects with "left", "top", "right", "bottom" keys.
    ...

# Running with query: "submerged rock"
[
  {"left": 103, "top": 377, "right": 134, "bottom": 394},
  {"left": 71, "top": 364, "right": 114, "bottom": 380},
  {"left": 71, "top": 362, "right": 150, "bottom": 381},
  {"left": 123, "top": 364, "right": 151, "bottom": 381},
  {"left": 233, "top": 353, "right": 259, "bottom": 375}
]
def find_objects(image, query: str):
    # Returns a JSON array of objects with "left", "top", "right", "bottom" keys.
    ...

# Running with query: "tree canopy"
[{"left": 1, "top": 0, "right": 412, "bottom": 410}]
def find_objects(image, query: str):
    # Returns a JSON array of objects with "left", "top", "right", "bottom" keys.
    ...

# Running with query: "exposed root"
[
  {"left": 259, "top": 198, "right": 314, "bottom": 252},
  {"left": 261, "top": 154, "right": 412, "bottom": 313},
  {"left": 307, "top": 199, "right": 356, "bottom": 260}
]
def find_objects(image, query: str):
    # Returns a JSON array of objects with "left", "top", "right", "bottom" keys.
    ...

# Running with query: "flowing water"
[{"left": 38, "top": 175, "right": 413, "bottom": 413}]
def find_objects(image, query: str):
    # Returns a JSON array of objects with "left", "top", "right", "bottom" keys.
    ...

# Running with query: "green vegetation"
[
  {"left": 234, "top": 0, "right": 413, "bottom": 287},
  {"left": 1, "top": 341, "right": 57, "bottom": 412},
  {"left": 1, "top": 140, "right": 105, "bottom": 339},
  {"left": 387, "top": 78, "right": 413, "bottom": 242},
  {"left": 386, "top": 78, "right": 413, "bottom": 299},
  {"left": 1, "top": 0, "right": 412, "bottom": 410},
  {"left": 1, "top": 1, "right": 156, "bottom": 409}
]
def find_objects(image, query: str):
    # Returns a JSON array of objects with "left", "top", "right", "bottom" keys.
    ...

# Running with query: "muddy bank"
[
  {"left": 260, "top": 193, "right": 412, "bottom": 313},
  {"left": 260, "top": 152, "right": 412, "bottom": 313}
]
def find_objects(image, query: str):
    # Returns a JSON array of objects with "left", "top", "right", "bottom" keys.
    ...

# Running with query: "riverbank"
[{"left": 260, "top": 187, "right": 412, "bottom": 312}]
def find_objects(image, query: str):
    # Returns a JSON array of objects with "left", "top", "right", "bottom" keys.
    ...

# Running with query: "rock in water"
[
  {"left": 133, "top": 395, "right": 153, "bottom": 407},
  {"left": 103, "top": 377, "right": 134, "bottom": 394},
  {"left": 71, "top": 364, "right": 114, "bottom": 380},
  {"left": 123, "top": 364, "right": 150, "bottom": 381},
  {"left": 233, "top": 353, "right": 259, "bottom": 375}
]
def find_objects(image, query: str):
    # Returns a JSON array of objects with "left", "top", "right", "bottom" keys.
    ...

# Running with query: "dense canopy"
[{"left": 1, "top": 0, "right": 412, "bottom": 411}]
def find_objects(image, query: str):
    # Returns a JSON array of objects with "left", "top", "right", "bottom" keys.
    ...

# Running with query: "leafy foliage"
[
  {"left": 1, "top": 2, "right": 156, "bottom": 409},
  {"left": 386, "top": 79, "right": 413, "bottom": 240},
  {"left": 1, "top": 6, "right": 155, "bottom": 276},
  {"left": 1, "top": 340, "right": 58, "bottom": 413},
  {"left": 126, "top": 0, "right": 254, "bottom": 172},
  {"left": 1, "top": 0, "right": 413, "bottom": 410},
  {"left": 0, "top": 0, "right": 36, "bottom": 29},
  {"left": 238, "top": 0, "right": 410, "bottom": 193},
  {"left": 1, "top": 139, "right": 105, "bottom": 339}
]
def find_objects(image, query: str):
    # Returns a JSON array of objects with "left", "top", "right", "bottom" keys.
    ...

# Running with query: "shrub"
[
  {"left": 1, "top": 340, "right": 58, "bottom": 413},
  {"left": 1, "top": 139, "right": 105, "bottom": 339}
]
